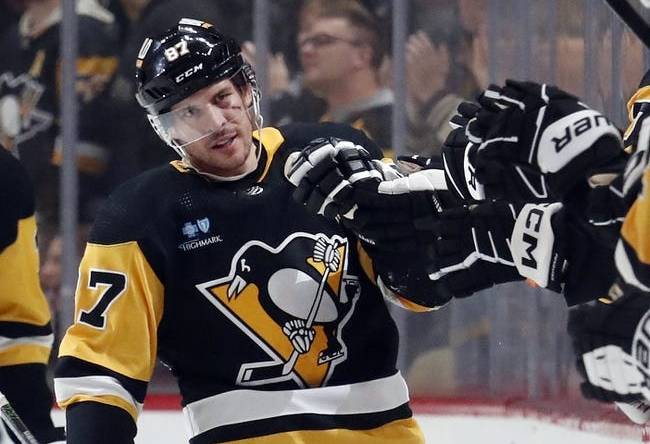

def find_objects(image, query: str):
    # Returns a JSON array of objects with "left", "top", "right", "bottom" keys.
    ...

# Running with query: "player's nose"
[{"left": 206, "top": 103, "right": 227, "bottom": 129}]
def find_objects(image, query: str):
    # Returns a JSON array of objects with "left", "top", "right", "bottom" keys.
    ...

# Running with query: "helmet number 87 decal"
[{"left": 164, "top": 40, "right": 190, "bottom": 62}]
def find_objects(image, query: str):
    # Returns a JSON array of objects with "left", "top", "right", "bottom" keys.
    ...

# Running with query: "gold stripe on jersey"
[
  {"left": 255, "top": 127, "right": 285, "bottom": 181},
  {"left": 169, "top": 160, "right": 193, "bottom": 173},
  {"left": 392, "top": 295, "right": 436, "bottom": 312},
  {"left": 224, "top": 418, "right": 424, "bottom": 444},
  {"left": 58, "top": 393, "right": 139, "bottom": 421},
  {"left": 55, "top": 57, "right": 119, "bottom": 97},
  {"left": 626, "top": 85, "right": 650, "bottom": 126},
  {"left": 356, "top": 241, "right": 376, "bottom": 283},
  {"left": 0, "top": 343, "right": 51, "bottom": 366},
  {"left": 624, "top": 85, "right": 650, "bottom": 151},
  {"left": 76, "top": 56, "right": 119, "bottom": 77},
  {"left": 621, "top": 169, "right": 650, "bottom": 268},
  {"left": 0, "top": 216, "right": 51, "bottom": 326},
  {"left": 58, "top": 241, "right": 164, "bottom": 382}
]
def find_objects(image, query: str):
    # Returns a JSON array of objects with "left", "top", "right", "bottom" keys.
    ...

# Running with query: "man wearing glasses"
[{"left": 297, "top": 0, "right": 393, "bottom": 154}]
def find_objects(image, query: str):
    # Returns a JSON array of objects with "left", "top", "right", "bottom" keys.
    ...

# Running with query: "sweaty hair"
[{"left": 300, "top": 0, "right": 385, "bottom": 69}]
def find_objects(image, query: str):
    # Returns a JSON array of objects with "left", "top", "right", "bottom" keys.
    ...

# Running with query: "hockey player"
[
  {"left": 0, "top": 146, "right": 64, "bottom": 443},
  {"left": 52, "top": 18, "right": 448, "bottom": 444}
]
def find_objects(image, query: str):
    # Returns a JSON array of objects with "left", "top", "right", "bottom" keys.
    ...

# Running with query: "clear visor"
[{"left": 149, "top": 103, "right": 223, "bottom": 148}]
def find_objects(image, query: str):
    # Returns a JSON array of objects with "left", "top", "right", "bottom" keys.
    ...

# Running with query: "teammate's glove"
[
  {"left": 340, "top": 169, "right": 449, "bottom": 252},
  {"left": 285, "top": 137, "right": 394, "bottom": 218},
  {"left": 286, "top": 137, "right": 451, "bottom": 253},
  {"left": 510, "top": 201, "right": 617, "bottom": 305},
  {"left": 395, "top": 127, "right": 485, "bottom": 204},
  {"left": 423, "top": 200, "right": 523, "bottom": 297},
  {"left": 470, "top": 80, "right": 623, "bottom": 200},
  {"left": 438, "top": 127, "right": 485, "bottom": 202},
  {"left": 567, "top": 288, "right": 650, "bottom": 405},
  {"left": 510, "top": 202, "right": 568, "bottom": 292}
]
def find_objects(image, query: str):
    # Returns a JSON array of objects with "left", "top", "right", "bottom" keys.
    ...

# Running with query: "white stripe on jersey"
[
  {"left": 182, "top": 371, "right": 410, "bottom": 438},
  {"left": 0, "top": 334, "right": 53, "bottom": 351},
  {"left": 54, "top": 375, "right": 144, "bottom": 415}
]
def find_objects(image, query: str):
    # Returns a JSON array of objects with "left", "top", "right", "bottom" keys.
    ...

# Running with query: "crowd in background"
[{"left": 0, "top": 0, "right": 648, "bottom": 402}]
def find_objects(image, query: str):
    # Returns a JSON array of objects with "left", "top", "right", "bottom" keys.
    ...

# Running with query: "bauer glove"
[{"left": 469, "top": 79, "right": 624, "bottom": 200}]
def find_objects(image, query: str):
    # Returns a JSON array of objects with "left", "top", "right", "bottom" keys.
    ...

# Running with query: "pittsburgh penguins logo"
[
  {"left": 196, "top": 233, "right": 361, "bottom": 388},
  {"left": 0, "top": 72, "right": 52, "bottom": 151}
]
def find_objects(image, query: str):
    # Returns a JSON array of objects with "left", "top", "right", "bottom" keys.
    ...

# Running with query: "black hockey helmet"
[
  {"left": 604, "top": 0, "right": 650, "bottom": 48},
  {"left": 135, "top": 18, "right": 246, "bottom": 116}
]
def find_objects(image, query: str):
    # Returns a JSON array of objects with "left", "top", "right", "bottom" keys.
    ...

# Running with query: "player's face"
[
  {"left": 170, "top": 79, "right": 255, "bottom": 177},
  {"left": 298, "top": 17, "right": 364, "bottom": 94}
]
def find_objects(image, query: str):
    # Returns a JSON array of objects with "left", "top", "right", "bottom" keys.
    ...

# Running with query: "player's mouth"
[{"left": 210, "top": 134, "right": 237, "bottom": 150}]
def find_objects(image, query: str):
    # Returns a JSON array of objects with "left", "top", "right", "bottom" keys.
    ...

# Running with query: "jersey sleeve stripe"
[
  {"left": 0, "top": 321, "right": 53, "bottom": 338},
  {"left": 0, "top": 343, "right": 51, "bottom": 366},
  {"left": 54, "top": 375, "right": 144, "bottom": 420},
  {"left": 0, "top": 333, "right": 53, "bottom": 351}
]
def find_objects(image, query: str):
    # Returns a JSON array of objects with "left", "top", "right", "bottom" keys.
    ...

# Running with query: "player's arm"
[
  {"left": 285, "top": 137, "right": 524, "bottom": 308},
  {"left": 54, "top": 194, "right": 165, "bottom": 444},
  {"left": 567, "top": 166, "right": 650, "bottom": 423},
  {"left": 0, "top": 150, "right": 63, "bottom": 442}
]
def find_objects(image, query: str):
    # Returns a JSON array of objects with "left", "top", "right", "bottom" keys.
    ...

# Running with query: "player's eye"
[
  {"left": 214, "top": 91, "right": 233, "bottom": 103},
  {"left": 180, "top": 106, "right": 200, "bottom": 120}
]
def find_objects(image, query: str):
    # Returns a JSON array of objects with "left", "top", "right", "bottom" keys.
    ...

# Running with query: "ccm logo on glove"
[{"left": 510, "top": 202, "right": 564, "bottom": 289}]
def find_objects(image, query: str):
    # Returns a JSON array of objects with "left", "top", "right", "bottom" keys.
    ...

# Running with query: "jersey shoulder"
[{"left": 89, "top": 164, "right": 182, "bottom": 245}]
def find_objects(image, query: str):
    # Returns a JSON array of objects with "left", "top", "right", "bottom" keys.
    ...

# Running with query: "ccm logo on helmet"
[{"left": 176, "top": 63, "right": 203, "bottom": 83}]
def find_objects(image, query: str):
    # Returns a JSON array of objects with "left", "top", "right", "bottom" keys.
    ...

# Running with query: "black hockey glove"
[
  {"left": 403, "top": 101, "right": 492, "bottom": 203},
  {"left": 286, "top": 137, "right": 452, "bottom": 253},
  {"left": 510, "top": 201, "right": 617, "bottom": 305},
  {"left": 395, "top": 127, "right": 484, "bottom": 204},
  {"left": 285, "top": 137, "right": 392, "bottom": 218},
  {"left": 509, "top": 202, "right": 568, "bottom": 292},
  {"left": 568, "top": 288, "right": 650, "bottom": 405},
  {"left": 339, "top": 169, "right": 451, "bottom": 253},
  {"left": 422, "top": 200, "right": 523, "bottom": 297},
  {"left": 469, "top": 79, "right": 623, "bottom": 200}
]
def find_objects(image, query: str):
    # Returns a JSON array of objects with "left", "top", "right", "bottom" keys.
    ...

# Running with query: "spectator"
[
  {"left": 0, "top": 0, "right": 119, "bottom": 241},
  {"left": 405, "top": 1, "right": 480, "bottom": 156},
  {"left": 296, "top": 0, "right": 393, "bottom": 152}
]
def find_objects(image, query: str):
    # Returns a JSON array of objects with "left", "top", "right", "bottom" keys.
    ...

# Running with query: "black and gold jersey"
[
  {"left": 0, "top": 147, "right": 53, "bottom": 366},
  {"left": 55, "top": 123, "right": 424, "bottom": 444},
  {"left": 617, "top": 164, "right": 650, "bottom": 292},
  {"left": 0, "top": 146, "right": 62, "bottom": 442}
]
